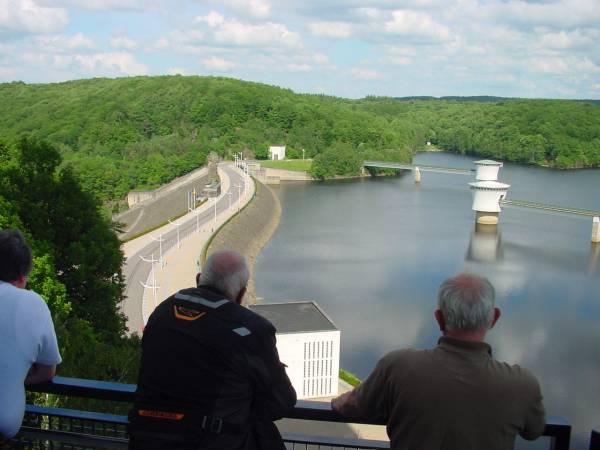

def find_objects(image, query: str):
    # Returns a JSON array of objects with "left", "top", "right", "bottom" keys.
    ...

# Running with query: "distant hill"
[
  {"left": 1, "top": 76, "right": 598, "bottom": 207},
  {"left": 394, "top": 95, "right": 512, "bottom": 102}
]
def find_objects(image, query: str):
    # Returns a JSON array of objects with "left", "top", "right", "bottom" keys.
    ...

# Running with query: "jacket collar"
[{"left": 438, "top": 336, "right": 492, "bottom": 357}]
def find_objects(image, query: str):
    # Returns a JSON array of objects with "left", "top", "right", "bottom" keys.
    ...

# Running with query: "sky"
[{"left": 1, "top": 0, "right": 600, "bottom": 99}]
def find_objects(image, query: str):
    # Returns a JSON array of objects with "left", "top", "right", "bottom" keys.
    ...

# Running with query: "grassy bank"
[
  {"left": 340, "top": 368, "right": 361, "bottom": 387},
  {"left": 260, "top": 159, "right": 312, "bottom": 172}
]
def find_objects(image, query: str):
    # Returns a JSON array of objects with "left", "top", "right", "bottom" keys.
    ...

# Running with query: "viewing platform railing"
[
  {"left": 590, "top": 429, "right": 600, "bottom": 450},
  {"left": 18, "top": 376, "right": 573, "bottom": 450}
]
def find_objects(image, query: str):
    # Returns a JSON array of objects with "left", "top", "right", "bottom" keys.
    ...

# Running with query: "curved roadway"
[{"left": 122, "top": 164, "right": 247, "bottom": 334}]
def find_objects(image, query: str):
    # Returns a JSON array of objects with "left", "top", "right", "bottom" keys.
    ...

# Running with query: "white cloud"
[
  {"left": 110, "top": 36, "right": 138, "bottom": 50},
  {"left": 215, "top": 0, "right": 272, "bottom": 18},
  {"left": 537, "top": 28, "right": 600, "bottom": 50},
  {"left": 166, "top": 67, "right": 192, "bottom": 75},
  {"left": 36, "top": 33, "right": 94, "bottom": 52},
  {"left": 38, "top": 0, "right": 169, "bottom": 11},
  {"left": 0, "top": 0, "right": 69, "bottom": 36},
  {"left": 199, "top": 11, "right": 225, "bottom": 28},
  {"left": 384, "top": 45, "right": 416, "bottom": 65},
  {"left": 73, "top": 52, "right": 148, "bottom": 75},
  {"left": 201, "top": 56, "right": 236, "bottom": 71},
  {"left": 527, "top": 55, "right": 600, "bottom": 75},
  {"left": 351, "top": 67, "right": 382, "bottom": 79},
  {"left": 195, "top": 12, "right": 302, "bottom": 48},
  {"left": 0, "top": 66, "right": 17, "bottom": 78},
  {"left": 308, "top": 21, "right": 353, "bottom": 38},
  {"left": 286, "top": 63, "right": 312, "bottom": 72},
  {"left": 481, "top": 0, "right": 600, "bottom": 29},
  {"left": 384, "top": 9, "right": 451, "bottom": 41}
]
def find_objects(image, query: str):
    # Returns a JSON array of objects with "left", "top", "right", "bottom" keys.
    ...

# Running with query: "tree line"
[
  {"left": 0, "top": 137, "right": 140, "bottom": 391},
  {"left": 1, "top": 76, "right": 599, "bottom": 209}
]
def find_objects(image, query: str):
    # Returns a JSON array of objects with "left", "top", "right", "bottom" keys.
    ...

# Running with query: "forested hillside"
[
  {"left": 0, "top": 138, "right": 139, "bottom": 387},
  {"left": 1, "top": 76, "right": 599, "bottom": 208},
  {"left": 359, "top": 97, "right": 600, "bottom": 168},
  {"left": 0, "top": 76, "right": 416, "bottom": 207}
]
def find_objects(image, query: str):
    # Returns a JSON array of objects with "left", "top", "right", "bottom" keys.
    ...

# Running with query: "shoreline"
[{"left": 206, "top": 179, "right": 282, "bottom": 305}]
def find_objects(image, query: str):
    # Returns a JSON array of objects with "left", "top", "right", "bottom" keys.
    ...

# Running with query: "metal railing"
[
  {"left": 16, "top": 376, "right": 571, "bottom": 450},
  {"left": 590, "top": 429, "right": 600, "bottom": 450}
]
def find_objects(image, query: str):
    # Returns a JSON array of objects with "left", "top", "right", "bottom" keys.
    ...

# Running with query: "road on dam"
[{"left": 122, "top": 164, "right": 247, "bottom": 334}]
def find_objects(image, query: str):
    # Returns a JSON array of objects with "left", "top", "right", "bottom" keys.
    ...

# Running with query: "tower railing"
[{"left": 18, "top": 376, "right": 572, "bottom": 450}]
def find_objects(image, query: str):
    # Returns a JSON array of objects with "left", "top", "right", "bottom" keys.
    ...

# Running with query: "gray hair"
[
  {"left": 200, "top": 250, "right": 249, "bottom": 301},
  {"left": 438, "top": 273, "right": 496, "bottom": 331}
]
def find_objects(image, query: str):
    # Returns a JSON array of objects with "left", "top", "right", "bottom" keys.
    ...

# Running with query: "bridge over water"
[
  {"left": 363, "top": 160, "right": 474, "bottom": 175},
  {"left": 363, "top": 159, "right": 600, "bottom": 242},
  {"left": 501, "top": 199, "right": 600, "bottom": 218}
]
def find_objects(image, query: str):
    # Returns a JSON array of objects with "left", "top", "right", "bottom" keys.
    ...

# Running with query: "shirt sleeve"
[
  {"left": 32, "top": 294, "right": 62, "bottom": 366},
  {"left": 354, "top": 353, "right": 393, "bottom": 421},
  {"left": 244, "top": 328, "right": 297, "bottom": 420},
  {"left": 519, "top": 373, "right": 546, "bottom": 440}
]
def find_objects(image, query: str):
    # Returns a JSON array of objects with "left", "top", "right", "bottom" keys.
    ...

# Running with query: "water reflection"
[
  {"left": 590, "top": 243, "right": 600, "bottom": 276},
  {"left": 255, "top": 153, "right": 600, "bottom": 449},
  {"left": 466, "top": 223, "right": 503, "bottom": 263}
]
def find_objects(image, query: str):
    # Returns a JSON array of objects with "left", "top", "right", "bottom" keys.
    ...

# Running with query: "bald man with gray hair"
[
  {"left": 131, "top": 250, "right": 296, "bottom": 450},
  {"left": 333, "top": 273, "right": 545, "bottom": 450}
]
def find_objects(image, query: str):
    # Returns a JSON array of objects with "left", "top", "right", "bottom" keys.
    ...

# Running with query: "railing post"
[
  {"left": 590, "top": 429, "right": 600, "bottom": 450},
  {"left": 546, "top": 419, "right": 572, "bottom": 450}
]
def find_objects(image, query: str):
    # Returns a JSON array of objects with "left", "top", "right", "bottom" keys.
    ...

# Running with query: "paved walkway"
[{"left": 122, "top": 164, "right": 255, "bottom": 327}]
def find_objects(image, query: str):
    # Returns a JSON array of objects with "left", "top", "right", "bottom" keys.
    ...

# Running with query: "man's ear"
[
  {"left": 490, "top": 307, "right": 501, "bottom": 329},
  {"left": 434, "top": 309, "right": 445, "bottom": 332},
  {"left": 235, "top": 287, "right": 247, "bottom": 305},
  {"left": 195, "top": 273, "right": 201, "bottom": 287}
]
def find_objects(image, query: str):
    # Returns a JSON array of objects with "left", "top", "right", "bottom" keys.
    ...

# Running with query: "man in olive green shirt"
[{"left": 332, "top": 273, "right": 545, "bottom": 450}]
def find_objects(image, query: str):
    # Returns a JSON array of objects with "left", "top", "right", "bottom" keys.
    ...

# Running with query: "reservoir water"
[{"left": 254, "top": 152, "right": 600, "bottom": 449}]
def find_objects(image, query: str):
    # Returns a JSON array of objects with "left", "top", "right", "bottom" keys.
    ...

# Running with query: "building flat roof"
[
  {"left": 475, "top": 159, "right": 503, "bottom": 166},
  {"left": 249, "top": 301, "right": 338, "bottom": 334}
]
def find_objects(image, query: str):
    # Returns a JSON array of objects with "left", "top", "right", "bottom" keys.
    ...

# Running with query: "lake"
[{"left": 255, "top": 152, "right": 600, "bottom": 449}]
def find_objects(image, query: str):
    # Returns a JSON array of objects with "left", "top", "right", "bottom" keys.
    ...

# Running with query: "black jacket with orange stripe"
[{"left": 131, "top": 285, "right": 297, "bottom": 449}]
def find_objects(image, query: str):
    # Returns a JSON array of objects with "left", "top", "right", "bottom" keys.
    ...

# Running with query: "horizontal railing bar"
[
  {"left": 26, "top": 404, "right": 129, "bottom": 425},
  {"left": 25, "top": 377, "right": 571, "bottom": 442},
  {"left": 282, "top": 432, "right": 389, "bottom": 449},
  {"left": 27, "top": 376, "right": 136, "bottom": 402},
  {"left": 18, "top": 427, "right": 128, "bottom": 449}
]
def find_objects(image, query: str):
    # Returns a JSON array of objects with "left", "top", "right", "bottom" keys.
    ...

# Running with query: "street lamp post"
[
  {"left": 233, "top": 183, "right": 242, "bottom": 211},
  {"left": 213, "top": 198, "right": 217, "bottom": 230},
  {"left": 151, "top": 234, "right": 165, "bottom": 268},
  {"left": 140, "top": 253, "right": 160, "bottom": 309},
  {"left": 168, "top": 219, "right": 181, "bottom": 249}
]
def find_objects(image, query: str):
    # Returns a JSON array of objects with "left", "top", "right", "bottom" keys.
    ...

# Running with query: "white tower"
[{"left": 469, "top": 160, "right": 510, "bottom": 225}]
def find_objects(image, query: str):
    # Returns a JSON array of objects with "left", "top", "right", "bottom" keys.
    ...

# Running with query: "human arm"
[
  {"left": 29, "top": 294, "right": 62, "bottom": 380},
  {"left": 246, "top": 328, "right": 296, "bottom": 420},
  {"left": 24, "top": 363, "right": 56, "bottom": 385},
  {"left": 332, "top": 353, "right": 394, "bottom": 422},
  {"left": 331, "top": 389, "right": 362, "bottom": 418},
  {"left": 519, "top": 375, "right": 546, "bottom": 440}
]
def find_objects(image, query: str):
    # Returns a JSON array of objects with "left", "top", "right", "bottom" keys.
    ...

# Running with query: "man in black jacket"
[{"left": 129, "top": 250, "right": 296, "bottom": 449}]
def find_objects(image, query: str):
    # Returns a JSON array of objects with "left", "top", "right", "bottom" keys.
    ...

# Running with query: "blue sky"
[{"left": 1, "top": 0, "right": 600, "bottom": 99}]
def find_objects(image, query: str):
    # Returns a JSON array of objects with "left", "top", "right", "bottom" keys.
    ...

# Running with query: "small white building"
[
  {"left": 269, "top": 145, "right": 286, "bottom": 161},
  {"left": 249, "top": 301, "right": 340, "bottom": 399}
]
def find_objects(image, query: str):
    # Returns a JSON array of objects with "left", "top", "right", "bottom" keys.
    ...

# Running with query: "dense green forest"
[
  {"left": 359, "top": 97, "right": 600, "bottom": 168},
  {"left": 1, "top": 76, "right": 599, "bottom": 208},
  {"left": 0, "top": 138, "right": 140, "bottom": 387}
]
